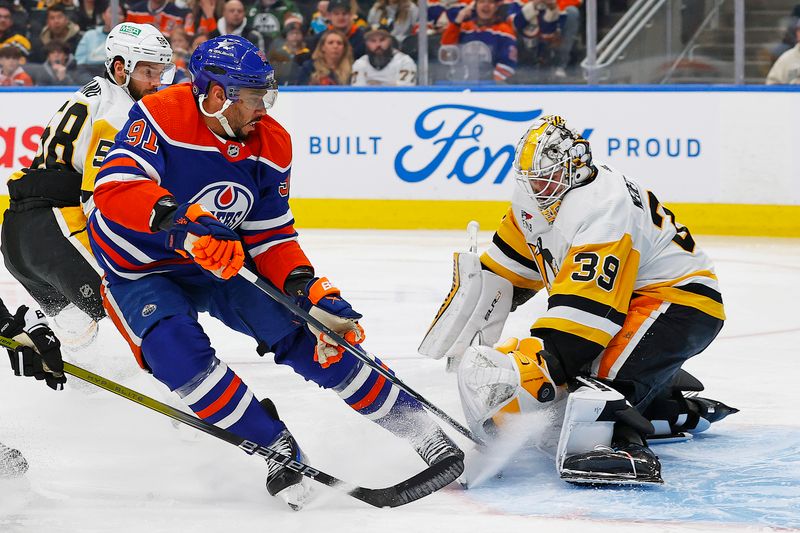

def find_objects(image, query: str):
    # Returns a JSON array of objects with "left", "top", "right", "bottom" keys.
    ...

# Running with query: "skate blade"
[
  {"left": 561, "top": 470, "right": 663, "bottom": 486},
  {"left": 649, "top": 432, "right": 693, "bottom": 444}
]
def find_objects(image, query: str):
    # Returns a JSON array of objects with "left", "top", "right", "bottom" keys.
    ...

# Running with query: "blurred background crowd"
[{"left": 1, "top": 0, "right": 799, "bottom": 87}]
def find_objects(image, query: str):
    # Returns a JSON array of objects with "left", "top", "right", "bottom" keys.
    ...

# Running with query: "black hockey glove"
[{"left": 6, "top": 306, "right": 66, "bottom": 391}]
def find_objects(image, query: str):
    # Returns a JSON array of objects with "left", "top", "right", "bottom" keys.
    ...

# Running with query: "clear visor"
[
  {"left": 237, "top": 84, "right": 279, "bottom": 110},
  {"left": 130, "top": 62, "right": 176, "bottom": 85},
  {"left": 515, "top": 157, "right": 571, "bottom": 209}
]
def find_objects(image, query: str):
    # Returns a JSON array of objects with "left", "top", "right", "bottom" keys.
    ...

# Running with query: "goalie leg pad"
[
  {"left": 419, "top": 252, "right": 513, "bottom": 362},
  {"left": 556, "top": 379, "right": 662, "bottom": 484}
]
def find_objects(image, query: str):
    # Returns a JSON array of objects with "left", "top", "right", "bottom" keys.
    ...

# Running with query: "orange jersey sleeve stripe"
[
  {"left": 93, "top": 179, "right": 172, "bottom": 233},
  {"left": 241, "top": 225, "right": 296, "bottom": 245},
  {"left": 252, "top": 240, "right": 312, "bottom": 291}
]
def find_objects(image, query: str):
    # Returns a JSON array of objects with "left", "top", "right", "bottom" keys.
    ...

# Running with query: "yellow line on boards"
[
  {"left": 290, "top": 199, "right": 800, "bottom": 237},
  {"left": 0, "top": 195, "right": 797, "bottom": 237}
]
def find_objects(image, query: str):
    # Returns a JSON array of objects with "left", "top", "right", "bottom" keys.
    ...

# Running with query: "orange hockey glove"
[{"left": 165, "top": 203, "right": 244, "bottom": 280}]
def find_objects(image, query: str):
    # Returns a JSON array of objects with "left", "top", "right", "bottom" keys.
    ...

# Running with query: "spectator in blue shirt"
[{"left": 75, "top": 3, "right": 127, "bottom": 66}]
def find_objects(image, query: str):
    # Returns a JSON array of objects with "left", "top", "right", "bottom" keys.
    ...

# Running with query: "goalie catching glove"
[
  {"left": 495, "top": 336, "right": 567, "bottom": 402},
  {"left": 285, "top": 270, "right": 365, "bottom": 368},
  {"left": 161, "top": 201, "right": 245, "bottom": 280},
  {"left": 457, "top": 336, "right": 567, "bottom": 442},
  {"left": 1, "top": 306, "right": 66, "bottom": 391}
]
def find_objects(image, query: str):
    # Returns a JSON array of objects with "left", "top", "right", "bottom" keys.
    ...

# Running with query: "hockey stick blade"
[
  {"left": 237, "top": 267, "right": 484, "bottom": 446},
  {"left": 349, "top": 455, "right": 464, "bottom": 507},
  {"left": 0, "top": 336, "right": 460, "bottom": 508}
]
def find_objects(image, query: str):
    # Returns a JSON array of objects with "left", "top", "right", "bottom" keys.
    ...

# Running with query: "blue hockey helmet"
[{"left": 189, "top": 35, "right": 277, "bottom": 108}]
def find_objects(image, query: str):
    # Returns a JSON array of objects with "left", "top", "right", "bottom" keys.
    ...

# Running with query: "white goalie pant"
[
  {"left": 418, "top": 252, "right": 513, "bottom": 368},
  {"left": 457, "top": 345, "right": 624, "bottom": 475}
]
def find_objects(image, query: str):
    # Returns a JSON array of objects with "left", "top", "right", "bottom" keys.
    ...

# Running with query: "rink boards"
[{"left": 0, "top": 85, "right": 798, "bottom": 236}]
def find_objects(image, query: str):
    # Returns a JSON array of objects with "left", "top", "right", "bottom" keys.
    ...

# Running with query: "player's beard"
[
  {"left": 128, "top": 82, "right": 159, "bottom": 102},
  {"left": 233, "top": 116, "right": 260, "bottom": 142},
  {"left": 368, "top": 47, "right": 392, "bottom": 70}
]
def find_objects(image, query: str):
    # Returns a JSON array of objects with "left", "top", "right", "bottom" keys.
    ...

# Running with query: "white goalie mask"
[{"left": 513, "top": 115, "right": 596, "bottom": 224}]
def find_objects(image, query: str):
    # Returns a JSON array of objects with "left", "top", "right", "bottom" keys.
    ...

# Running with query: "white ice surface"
[{"left": 1, "top": 231, "right": 798, "bottom": 533}]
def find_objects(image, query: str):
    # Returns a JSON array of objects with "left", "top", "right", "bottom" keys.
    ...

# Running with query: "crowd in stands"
[{"left": 0, "top": 0, "right": 594, "bottom": 87}]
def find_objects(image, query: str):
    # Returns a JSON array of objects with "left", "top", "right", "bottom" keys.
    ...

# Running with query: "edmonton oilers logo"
[{"left": 191, "top": 181, "right": 254, "bottom": 228}]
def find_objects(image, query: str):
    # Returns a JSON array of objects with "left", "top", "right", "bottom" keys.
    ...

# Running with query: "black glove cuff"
[
  {"left": 283, "top": 266, "right": 315, "bottom": 298},
  {"left": 150, "top": 195, "right": 179, "bottom": 232},
  {"left": 538, "top": 349, "right": 568, "bottom": 386}
]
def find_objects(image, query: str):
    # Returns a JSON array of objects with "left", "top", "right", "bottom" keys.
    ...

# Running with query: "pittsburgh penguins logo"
[{"left": 533, "top": 236, "right": 559, "bottom": 290}]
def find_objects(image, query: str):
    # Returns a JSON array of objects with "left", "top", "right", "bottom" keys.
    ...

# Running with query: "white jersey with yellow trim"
[
  {"left": 28, "top": 76, "right": 134, "bottom": 214},
  {"left": 481, "top": 162, "right": 724, "bottom": 357}
]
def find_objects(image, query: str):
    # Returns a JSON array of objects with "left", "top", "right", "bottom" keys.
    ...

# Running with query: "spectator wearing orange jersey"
[
  {"left": 126, "top": 0, "right": 195, "bottom": 37},
  {"left": 187, "top": 0, "right": 225, "bottom": 35},
  {"left": 0, "top": 44, "right": 32, "bottom": 86},
  {"left": 441, "top": 0, "right": 518, "bottom": 82}
]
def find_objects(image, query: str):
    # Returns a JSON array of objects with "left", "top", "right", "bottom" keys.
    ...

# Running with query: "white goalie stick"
[{"left": 0, "top": 335, "right": 463, "bottom": 508}]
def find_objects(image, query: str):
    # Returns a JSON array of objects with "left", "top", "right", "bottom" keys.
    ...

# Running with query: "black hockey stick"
[
  {"left": 0, "top": 335, "right": 462, "bottom": 508},
  {"left": 238, "top": 267, "right": 484, "bottom": 446}
]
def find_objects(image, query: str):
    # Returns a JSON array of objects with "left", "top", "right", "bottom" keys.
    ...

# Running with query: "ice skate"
[
  {"left": 560, "top": 441, "right": 662, "bottom": 485},
  {"left": 265, "top": 430, "right": 311, "bottom": 510},
  {"left": 0, "top": 442, "right": 29, "bottom": 479},
  {"left": 687, "top": 396, "right": 738, "bottom": 432},
  {"left": 647, "top": 390, "right": 739, "bottom": 441},
  {"left": 413, "top": 426, "right": 465, "bottom": 466}
]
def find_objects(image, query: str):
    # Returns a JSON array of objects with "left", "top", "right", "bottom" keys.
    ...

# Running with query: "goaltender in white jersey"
[
  {"left": 420, "top": 115, "right": 735, "bottom": 485},
  {"left": 351, "top": 26, "right": 416, "bottom": 86}
]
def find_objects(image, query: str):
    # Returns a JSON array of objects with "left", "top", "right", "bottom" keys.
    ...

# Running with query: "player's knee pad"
[
  {"left": 141, "top": 314, "right": 216, "bottom": 391},
  {"left": 418, "top": 252, "right": 513, "bottom": 364}
]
